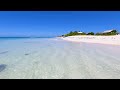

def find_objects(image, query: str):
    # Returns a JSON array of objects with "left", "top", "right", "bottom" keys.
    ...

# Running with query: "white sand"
[{"left": 61, "top": 35, "right": 120, "bottom": 45}]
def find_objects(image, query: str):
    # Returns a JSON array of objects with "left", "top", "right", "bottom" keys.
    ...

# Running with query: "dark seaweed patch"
[
  {"left": 34, "top": 61, "right": 39, "bottom": 64},
  {"left": 24, "top": 51, "right": 38, "bottom": 56},
  {"left": 0, "top": 51, "right": 8, "bottom": 54},
  {"left": 25, "top": 53, "right": 29, "bottom": 55},
  {"left": 0, "top": 64, "right": 7, "bottom": 72}
]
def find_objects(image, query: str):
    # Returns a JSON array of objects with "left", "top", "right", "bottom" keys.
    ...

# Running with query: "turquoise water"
[
  {"left": 0, "top": 37, "right": 120, "bottom": 79},
  {"left": 0, "top": 37, "right": 53, "bottom": 40}
]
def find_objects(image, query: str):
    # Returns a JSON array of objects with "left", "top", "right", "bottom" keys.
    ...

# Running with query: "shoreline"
[{"left": 61, "top": 35, "right": 120, "bottom": 46}]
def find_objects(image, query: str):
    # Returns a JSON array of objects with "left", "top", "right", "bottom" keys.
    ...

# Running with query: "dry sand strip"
[{"left": 61, "top": 35, "right": 120, "bottom": 45}]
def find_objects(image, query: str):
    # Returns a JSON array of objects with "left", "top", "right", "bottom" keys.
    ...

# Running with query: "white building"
[
  {"left": 78, "top": 31, "right": 83, "bottom": 33},
  {"left": 103, "top": 29, "right": 114, "bottom": 33}
]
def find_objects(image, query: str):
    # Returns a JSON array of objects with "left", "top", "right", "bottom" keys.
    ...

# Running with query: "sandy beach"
[
  {"left": 1, "top": 11, "right": 120, "bottom": 79},
  {"left": 61, "top": 35, "right": 120, "bottom": 45}
]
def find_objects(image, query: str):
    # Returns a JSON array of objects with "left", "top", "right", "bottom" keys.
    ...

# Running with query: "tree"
[
  {"left": 81, "top": 32, "right": 86, "bottom": 35},
  {"left": 111, "top": 30, "right": 118, "bottom": 35},
  {"left": 87, "top": 32, "right": 94, "bottom": 35},
  {"left": 111, "top": 30, "right": 117, "bottom": 33}
]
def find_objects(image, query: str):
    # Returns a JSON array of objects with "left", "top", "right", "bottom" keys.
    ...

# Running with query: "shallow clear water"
[{"left": 0, "top": 37, "right": 120, "bottom": 79}]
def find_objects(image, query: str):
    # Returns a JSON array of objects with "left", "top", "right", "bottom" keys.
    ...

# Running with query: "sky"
[{"left": 0, "top": 11, "right": 120, "bottom": 37}]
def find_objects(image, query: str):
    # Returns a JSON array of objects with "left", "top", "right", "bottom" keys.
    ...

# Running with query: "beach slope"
[{"left": 61, "top": 35, "right": 120, "bottom": 45}]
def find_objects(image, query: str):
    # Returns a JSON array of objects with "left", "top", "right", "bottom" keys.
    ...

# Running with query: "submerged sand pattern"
[{"left": 0, "top": 38, "right": 120, "bottom": 79}]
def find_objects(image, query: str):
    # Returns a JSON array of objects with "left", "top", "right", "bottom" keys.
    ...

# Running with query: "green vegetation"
[
  {"left": 64, "top": 31, "right": 86, "bottom": 37},
  {"left": 95, "top": 33, "right": 102, "bottom": 35},
  {"left": 62, "top": 30, "right": 119, "bottom": 37},
  {"left": 87, "top": 32, "right": 94, "bottom": 35},
  {"left": 96, "top": 30, "right": 119, "bottom": 36}
]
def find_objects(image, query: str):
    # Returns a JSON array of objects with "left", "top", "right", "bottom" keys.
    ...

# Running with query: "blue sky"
[{"left": 0, "top": 11, "right": 120, "bottom": 37}]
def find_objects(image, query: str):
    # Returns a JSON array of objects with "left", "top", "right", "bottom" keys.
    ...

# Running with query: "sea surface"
[{"left": 0, "top": 37, "right": 120, "bottom": 79}]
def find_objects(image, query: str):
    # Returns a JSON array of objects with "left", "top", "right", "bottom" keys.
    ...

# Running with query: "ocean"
[{"left": 0, "top": 37, "right": 120, "bottom": 79}]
